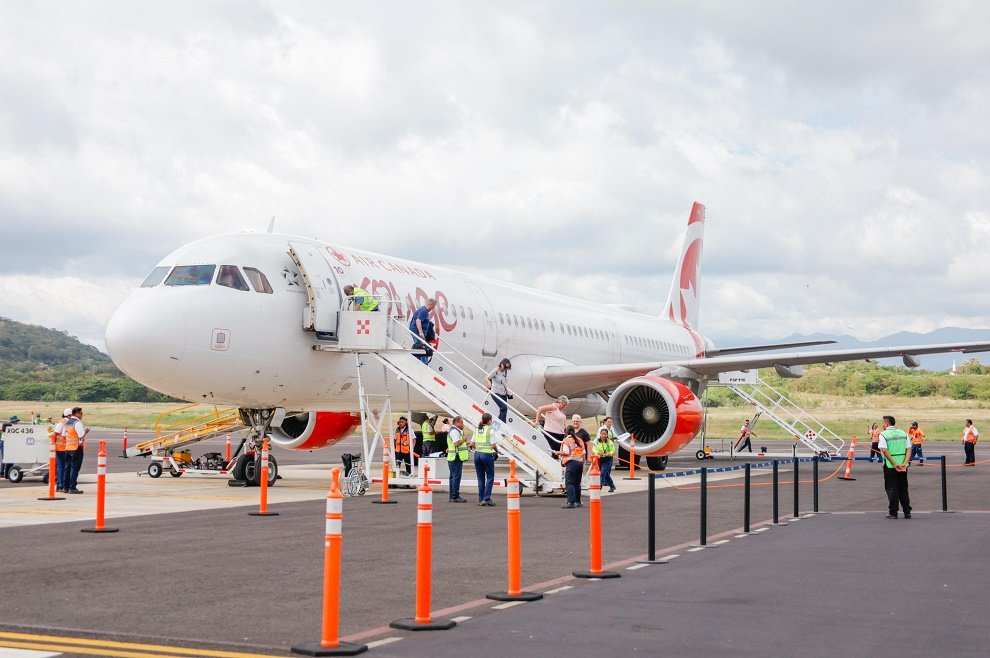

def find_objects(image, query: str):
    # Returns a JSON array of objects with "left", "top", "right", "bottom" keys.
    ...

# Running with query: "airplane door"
[
  {"left": 465, "top": 281, "right": 498, "bottom": 359},
  {"left": 288, "top": 242, "right": 342, "bottom": 336}
]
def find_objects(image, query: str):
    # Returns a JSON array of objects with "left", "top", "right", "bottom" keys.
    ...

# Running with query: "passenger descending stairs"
[
  {"left": 725, "top": 377, "right": 844, "bottom": 457},
  {"left": 126, "top": 407, "right": 244, "bottom": 458},
  {"left": 320, "top": 312, "right": 565, "bottom": 492}
]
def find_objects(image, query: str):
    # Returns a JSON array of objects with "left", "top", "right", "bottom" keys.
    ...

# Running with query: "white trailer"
[{"left": 3, "top": 425, "right": 51, "bottom": 483}]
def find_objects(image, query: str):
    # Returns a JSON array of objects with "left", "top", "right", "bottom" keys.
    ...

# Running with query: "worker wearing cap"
[
  {"left": 878, "top": 415, "right": 911, "bottom": 519},
  {"left": 63, "top": 407, "right": 90, "bottom": 494},
  {"left": 446, "top": 416, "right": 469, "bottom": 503},
  {"left": 908, "top": 421, "right": 926, "bottom": 465},
  {"left": 342, "top": 284, "right": 379, "bottom": 312},
  {"left": 51, "top": 411, "right": 69, "bottom": 491}
]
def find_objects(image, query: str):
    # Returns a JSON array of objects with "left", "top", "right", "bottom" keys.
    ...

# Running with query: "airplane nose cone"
[{"left": 105, "top": 296, "right": 186, "bottom": 386}]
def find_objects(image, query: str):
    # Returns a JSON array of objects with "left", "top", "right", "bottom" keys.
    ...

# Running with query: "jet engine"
[
  {"left": 269, "top": 411, "right": 361, "bottom": 451},
  {"left": 607, "top": 376, "right": 703, "bottom": 456}
]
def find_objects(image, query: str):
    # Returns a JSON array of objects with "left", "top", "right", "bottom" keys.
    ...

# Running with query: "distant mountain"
[
  {"left": 0, "top": 317, "right": 172, "bottom": 402},
  {"left": 708, "top": 327, "right": 990, "bottom": 372}
]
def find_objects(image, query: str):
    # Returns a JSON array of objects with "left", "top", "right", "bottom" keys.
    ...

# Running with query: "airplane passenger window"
[
  {"left": 528, "top": 318, "right": 533, "bottom": 329},
  {"left": 540, "top": 320, "right": 545, "bottom": 331},
  {"left": 216, "top": 265, "right": 250, "bottom": 291},
  {"left": 550, "top": 322, "right": 555, "bottom": 332},
  {"left": 140, "top": 266, "right": 171, "bottom": 288},
  {"left": 459, "top": 305, "right": 465, "bottom": 318},
  {"left": 468, "top": 308, "right": 474, "bottom": 320},
  {"left": 164, "top": 265, "right": 216, "bottom": 286},
  {"left": 498, "top": 313, "right": 504, "bottom": 324},
  {"left": 243, "top": 267, "right": 274, "bottom": 294},
  {"left": 514, "top": 315, "right": 519, "bottom": 326}
]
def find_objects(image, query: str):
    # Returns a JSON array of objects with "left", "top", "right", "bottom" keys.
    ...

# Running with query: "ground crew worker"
[
  {"left": 394, "top": 416, "right": 411, "bottom": 475},
  {"left": 868, "top": 422, "right": 882, "bottom": 463},
  {"left": 420, "top": 414, "right": 438, "bottom": 457},
  {"left": 469, "top": 413, "right": 496, "bottom": 506},
  {"left": 555, "top": 426, "right": 585, "bottom": 508},
  {"left": 446, "top": 416, "right": 469, "bottom": 503},
  {"left": 962, "top": 419, "right": 979, "bottom": 465},
  {"left": 736, "top": 419, "right": 755, "bottom": 453},
  {"left": 592, "top": 426, "right": 616, "bottom": 492},
  {"left": 63, "top": 407, "right": 90, "bottom": 494},
  {"left": 878, "top": 415, "right": 911, "bottom": 519},
  {"left": 342, "top": 284, "right": 379, "bottom": 312},
  {"left": 51, "top": 410, "right": 69, "bottom": 491},
  {"left": 908, "top": 421, "right": 926, "bottom": 465},
  {"left": 597, "top": 416, "right": 615, "bottom": 440}
]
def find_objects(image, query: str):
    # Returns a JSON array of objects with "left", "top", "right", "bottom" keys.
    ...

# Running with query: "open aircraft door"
[
  {"left": 465, "top": 281, "right": 498, "bottom": 363},
  {"left": 288, "top": 242, "right": 342, "bottom": 338}
]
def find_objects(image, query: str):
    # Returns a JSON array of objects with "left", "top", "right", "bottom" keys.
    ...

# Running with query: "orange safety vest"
[
  {"left": 560, "top": 436, "right": 585, "bottom": 464},
  {"left": 909, "top": 427, "right": 925, "bottom": 445},
  {"left": 870, "top": 428, "right": 881, "bottom": 442},
  {"left": 53, "top": 422, "right": 67, "bottom": 451},
  {"left": 964, "top": 426, "right": 978, "bottom": 443},
  {"left": 395, "top": 430, "right": 410, "bottom": 454},
  {"left": 64, "top": 419, "right": 81, "bottom": 452}
]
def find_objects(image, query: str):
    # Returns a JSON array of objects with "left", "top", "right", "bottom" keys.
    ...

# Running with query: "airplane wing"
[
  {"left": 703, "top": 339, "right": 835, "bottom": 357},
  {"left": 543, "top": 341, "right": 990, "bottom": 398}
]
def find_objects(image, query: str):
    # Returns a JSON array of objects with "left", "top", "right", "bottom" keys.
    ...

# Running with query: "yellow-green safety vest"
[
  {"left": 447, "top": 429, "right": 470, "bottom": 462},
  {"left": 474, "top": 425, "right": 495, "bottom": 454},
  {"left": 352, "top": 287, "right": 379, "bottom": 312},
  {"left": 422, "top": 421, "right": 435, "bottom": 442},
  {"left": 593, "top": 438, "right": 615, "bottom": 457},
  {"left": 881, "top": 428, "right": 909, "bottom": 468}
]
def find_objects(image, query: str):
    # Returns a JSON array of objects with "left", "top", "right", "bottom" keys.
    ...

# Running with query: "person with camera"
[
  {"left": 486, "top": 358, "right": 512, "bottom": 422},
  {"left": 469, "top": 413, "right": 497, "bottom": 506}
]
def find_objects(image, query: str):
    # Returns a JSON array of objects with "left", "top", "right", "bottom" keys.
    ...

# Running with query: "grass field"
[{"left": 1, "top": 396, "right": 986, "bottom": 443}]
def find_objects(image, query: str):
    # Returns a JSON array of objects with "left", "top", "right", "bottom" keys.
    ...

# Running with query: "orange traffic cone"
[{"left": 838, "top": 436, "right": 857, "bottom": 481}]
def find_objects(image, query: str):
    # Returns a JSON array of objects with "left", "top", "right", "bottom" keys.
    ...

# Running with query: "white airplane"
[{"left": 105, "top": 202, "right": 990, "bottom": 480}]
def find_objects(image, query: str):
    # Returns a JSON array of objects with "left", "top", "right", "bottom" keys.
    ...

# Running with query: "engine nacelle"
[
  {"left": 607, "top": 376, "right": 703, "bottom": 456},
  {"left": 269, "top": 411, "right": 360, "bottom": 451}
]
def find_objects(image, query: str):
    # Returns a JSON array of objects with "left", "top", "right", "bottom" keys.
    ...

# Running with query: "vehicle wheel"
[
  {"left": 646, "top": 456, "right": 668, "bottom": 471},
  {"left": 170, "top": 467, "right": 183, "bottom": 477},
  {"left": 43, "top": 472, "right": 50, "bottom": 484},
  {"left": 232, "top": 454, "right": 251, "bottom": 482},
  {"left": 244, "top": 458, "right": 259, "bottom": 486},
  {"left": 265, "top": 455, "right": 278, "bottom": 487},
  {"left": 148, "top": 462, "right": 163, "bottom": 478},
  {"left": 695, "top": 450, "right": 706, "bottom": 460},
  {"left": 7, "top": 465, "right": 23, "bottom": 483}
]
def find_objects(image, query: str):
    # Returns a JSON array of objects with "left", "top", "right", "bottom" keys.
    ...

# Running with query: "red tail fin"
[{"left": 661, "top": 202, "right": 705, "bottom": 329}]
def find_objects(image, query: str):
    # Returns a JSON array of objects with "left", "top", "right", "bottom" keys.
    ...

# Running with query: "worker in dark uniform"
[
  {"left": 878, "top": 415, "right": 911, "bottom": 519},
  {"left": 446, "top": 416, "right": 469, "bottom": 503},
  {"left": 469, "top": 413, "right": 497, "bottom": 506}
]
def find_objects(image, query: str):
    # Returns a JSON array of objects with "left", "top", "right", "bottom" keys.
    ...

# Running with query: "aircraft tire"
[
  {"left": 232, "top": 454, "right": 251, "bottom": 482},
  {"left": 265, "top": 455, "right": 278, "bottom": 487},
  {"left": 646, "top": 455, "right": 668, "bottom": 471},
  {"left": 243, "top": 458, "right": 259, "bottom": 486},
  {"left": 695, "top": 450, "right": 706, "bottom": 460}
]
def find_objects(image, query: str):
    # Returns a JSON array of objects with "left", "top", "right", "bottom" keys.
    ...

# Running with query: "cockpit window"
[
  {"left": 216, "top": 265, "right": 250, "bottom": 291},
  {"left": 140, "top": 266, "right": 171, "bottom": 288},
  {"left": 243, "top": 267, "right": 273, "bottom": 294},
  {"left": 164, "top": 265, "right": 216, "bottom": 286}
]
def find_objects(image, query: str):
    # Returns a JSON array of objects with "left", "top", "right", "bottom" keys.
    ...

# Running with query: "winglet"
[{"left": 661, "top": 202, "right": 705, "bottom": 329}]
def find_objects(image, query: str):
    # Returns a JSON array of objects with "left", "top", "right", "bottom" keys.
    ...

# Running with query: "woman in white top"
[{"left": 534, "top": 395, "right": 569, "bottom": 457}]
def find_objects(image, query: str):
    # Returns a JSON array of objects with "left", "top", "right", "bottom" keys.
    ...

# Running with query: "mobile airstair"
[
  {"left": 709, "top": 375, "right": 844, "bottom": 458},
  {"left": 313, "top": 311, "right": 565, "bottom": 493}
]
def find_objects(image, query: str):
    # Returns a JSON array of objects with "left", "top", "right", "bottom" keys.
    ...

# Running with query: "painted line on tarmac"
[
  {"left": 491, "top": 601, "right": 527, "bottom": 610},
  {"left": 543, "top": 585, "right": 573, "bottom": 594},
  {"left": 626, "top": 563, "right": 649, "bottom": 571},
  {"left": 712, "top": 539, "right": 730, "bottom": 546},
  {"left": 0, "top": 631, "right": 287, "bottom": 658},
  {"left": 662, "top": 554, "right": 679, "bottom": 560},
  {"left": 450, "top": 616, "right": 472, "bottom": 623},
  {"left": 687, "top": 547, "right": 705, "bottom": 552},
  {"left": 366, "top": 637, "right": 402, "bottom": 649}
]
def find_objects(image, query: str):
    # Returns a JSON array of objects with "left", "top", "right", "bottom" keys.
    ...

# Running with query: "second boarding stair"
[
  {"left": 722, "top": 376, "right": 844, "bottom": 457},
  {"left": 125, "top": 406, "right": 244, "bottom": 458},
  {"left": 319, "top": 312, "right": 565, "bottom": 493}
]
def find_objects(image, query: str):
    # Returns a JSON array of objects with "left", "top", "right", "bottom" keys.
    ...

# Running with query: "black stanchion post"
[
  {"left": 691, "top": 467, "right": 708, "bottom": 547},
  {"left": 743, "top": 462, "right": 751, "bottom": 534},
  {"left": 792, "top": 457, "right": 800, "bottom": 519},
  {"left": 938, "top": 455, "right": 953, "bottom": 513},
  {"left": 638, "top": 473, "right": 668, "bottom": 564},
  {"left": 813, "top": 456, "right": 820, "bottom": 514},
  {"left": 772, "top": 460, "right": 786, "bottom": 526}
]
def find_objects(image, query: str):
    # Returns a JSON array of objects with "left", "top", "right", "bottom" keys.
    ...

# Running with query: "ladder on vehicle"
[
  {"left": 717, "top": 376, "right": 844, "bottom": 457},
  {"left": 315, "top": 311, "right": 565, "bottom": 493},
  {"left": 126, "top": 406, "right": 244, "bottom": 458}
]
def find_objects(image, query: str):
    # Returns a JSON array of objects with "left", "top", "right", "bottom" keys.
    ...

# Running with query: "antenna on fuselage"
[{"left": 266, "top": 216, "right": 275, "bottom": 233}]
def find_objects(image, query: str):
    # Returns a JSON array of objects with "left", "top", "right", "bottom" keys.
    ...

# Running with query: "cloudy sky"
[{"left": 2, "top": 1, "right": 989, "bottom": 350}]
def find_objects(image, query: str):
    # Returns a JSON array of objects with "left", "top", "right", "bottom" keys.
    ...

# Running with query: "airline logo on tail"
[{"left": 662, "top": 202, "right": 706, "bottom": 332}]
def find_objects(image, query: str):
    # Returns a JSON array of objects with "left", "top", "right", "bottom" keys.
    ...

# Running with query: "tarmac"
[{"left": 0, "top": 431, "right": 987, "bottom": 657}]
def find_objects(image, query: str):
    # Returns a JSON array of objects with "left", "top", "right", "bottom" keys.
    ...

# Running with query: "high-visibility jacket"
[
  {"left": 53, "top": 421, "right": 67, "bottom": 451},
  {"left": 447, "top": 428, "right": 469, "bottom": 462},
  {"left": 394, "top": 429, "right": 410, "bottom": 454},
  {"left": 881, "top": 428, "right": 909, "bottom": 468},
  {"left": 64, "top": 418, "right": 82, "bottom": 452},
  {"left": 421, "top": 421, "right": 435, "bottom": 443},
  {"left": 592, "top": 438, "right": 615, "bottom": 457},
  {"left": 474, "top": 425, "right": 495, "bottom": 454},
  {"left": 560, "top": 436, "right": 584, "bottom": 464},
  {"left": 963, "top": 426, "right": 979, "bottom": 443},
  {"left": 909, "top": 427, "right": 925, "bottom": 445},
  {"left": 870, "top": 428, "right": 881, "bottom": 443},
  {"left": 351, "top": 287, "right": 379, "bottom": 312}
]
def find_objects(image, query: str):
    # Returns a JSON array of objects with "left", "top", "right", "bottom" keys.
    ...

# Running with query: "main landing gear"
[{"left": 229, "top": 408, "right": 280, "bottom": 487}]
